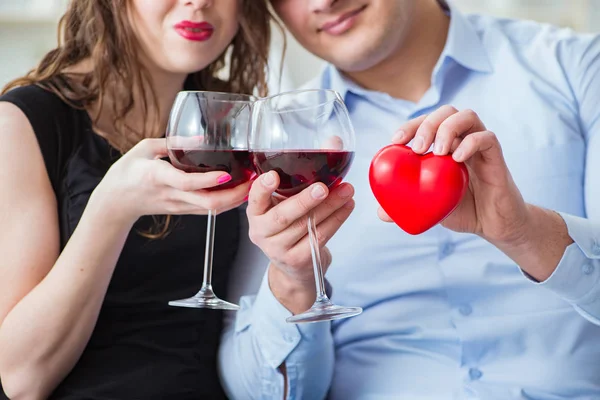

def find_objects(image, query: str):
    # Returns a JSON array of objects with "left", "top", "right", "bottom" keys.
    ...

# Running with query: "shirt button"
[
  {"left": 440, "top": 242, "right": 456, "bottom": 258},
  {"left": 459, "top": 304, "right": 473, "bottom": 316},
  {"left": 582, "top": 263, "right": 595, "bottom": 275},
  {"left": 284, "top": 335, "right": 295, "bottom": 343},
  {"left": 469, "top": 368, "right": 483, "bottom": 381}
]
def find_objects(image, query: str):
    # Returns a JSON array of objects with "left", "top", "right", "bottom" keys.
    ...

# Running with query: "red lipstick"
[{"left": 174, "top": 21, "right": 214, "bottom": 41}]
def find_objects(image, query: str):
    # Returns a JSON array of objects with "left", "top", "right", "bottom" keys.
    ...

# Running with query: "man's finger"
[
  {"left": 258, "top": 182, "right": 330, "bottom": 237},
  {"left": 377, "top": 207, "right": 394, "bottom": 223},
  {"left": 269, "top": 183, "right": 354, "bottom": 245},
  {"left": 285, "top": 200, "right": 355, "bottom": 262},
  {"left": 411, "top": 105, "right": 459, "bottom": 154},
  {"left": 391, "top": 114, "right": 428, "bottom": 145},
  {"left": 435, "top": 109, "right": 487, "bottom": 156},
  {"left": 452, "top": 130, "right": 503, "bottom": 165},
  {"left": 246, "top": 171, "right": 280, "bottom": 217}
]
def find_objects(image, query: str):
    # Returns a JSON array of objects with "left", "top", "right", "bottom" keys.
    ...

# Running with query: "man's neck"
[{"left": 343, "top": 0, "right": 450, "bottom": 103}]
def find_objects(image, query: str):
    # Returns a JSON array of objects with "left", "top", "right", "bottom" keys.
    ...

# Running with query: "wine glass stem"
[
  {"left": 200, "top": 209, "right": 217, "bottom": 295},
  {"left": 307, "top": 211, "right": 330, "bottom": 305}
]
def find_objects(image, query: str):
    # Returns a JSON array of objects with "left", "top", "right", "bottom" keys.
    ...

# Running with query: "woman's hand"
[{"left": 91, "top": 138, "right": 251, "bottom": 226}]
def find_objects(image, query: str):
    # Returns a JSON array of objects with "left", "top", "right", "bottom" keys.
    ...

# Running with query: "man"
[{"left": 220, "top": 0, "right": 600, "bottom": 398}]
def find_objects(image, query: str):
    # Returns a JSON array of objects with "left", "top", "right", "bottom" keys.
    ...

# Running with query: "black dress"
[{"left": 0, "top": 85, "right": 238, "bottom": 399}]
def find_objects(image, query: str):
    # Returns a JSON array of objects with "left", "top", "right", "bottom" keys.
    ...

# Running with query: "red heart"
[{"left": 369, "top": 144, "right": 469, "bottom": 235}]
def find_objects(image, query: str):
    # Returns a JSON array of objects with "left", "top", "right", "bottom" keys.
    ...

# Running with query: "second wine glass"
[
  {"left": 249, "top": 89, "right": 362, "bottom": 323},
  {"left": 167, "top": 91, "right": 254, "bottom": 310}
]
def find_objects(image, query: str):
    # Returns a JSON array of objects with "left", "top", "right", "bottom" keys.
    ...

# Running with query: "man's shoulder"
[{"left": 466, "top": 11, "right": 597, "bottom": 60}]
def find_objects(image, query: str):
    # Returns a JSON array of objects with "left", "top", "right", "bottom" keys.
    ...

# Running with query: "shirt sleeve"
[
  {"left": 533, "top": 214, "right": 600, "bottom": 325},
  {"left": 218, "top": 206, "right": 335, "bottom": 399},
  {"left": 525, "top": 32, "right": 600, "bottom": 325}
]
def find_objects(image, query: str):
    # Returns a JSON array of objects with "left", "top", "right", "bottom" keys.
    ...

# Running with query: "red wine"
[
  {"left": 169, "top": 149, "right": 254, "bottom": 190},
  {"left": 252, "top": 150, "right": 354, "bottom": 197}
]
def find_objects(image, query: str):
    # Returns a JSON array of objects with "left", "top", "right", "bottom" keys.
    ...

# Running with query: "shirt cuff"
[
  {"left": 235, "top": 268, "right": 332, "bottom": 369},
  {"left": 521, "top": 212, "right": 600, "bottom": 304}
]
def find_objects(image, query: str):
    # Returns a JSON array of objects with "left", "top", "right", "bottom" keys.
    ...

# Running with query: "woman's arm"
[
  {"left": 0, "top": 103, "right": 251, "bottom": 399},
  {"left": 0, "top": 103, "right": 125, "bottom": 399}
]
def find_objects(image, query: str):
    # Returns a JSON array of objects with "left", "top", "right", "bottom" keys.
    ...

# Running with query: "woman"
[{"left": 0, "top": 0, "right": 272, "bottom": 398}]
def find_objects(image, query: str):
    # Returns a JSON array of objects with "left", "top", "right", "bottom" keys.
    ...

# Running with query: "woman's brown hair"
[
  {"left": 2, "top": 0, "right": 277, "bottom": 237},
  {"left": 3, "top": 0, "right": 273, "bottom": 149}
]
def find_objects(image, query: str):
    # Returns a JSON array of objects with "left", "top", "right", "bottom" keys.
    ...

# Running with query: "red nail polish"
[{"left": 218, "top": 174, "right": 232, "bottom": 184}]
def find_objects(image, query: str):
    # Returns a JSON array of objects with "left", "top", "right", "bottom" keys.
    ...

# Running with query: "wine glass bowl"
[
  {"left": 166, "top": 91, "right": 254, "bottom": 310},
  {"left": 249, "top": 89, "right": 362, "bottom": 323},
  {"left": 252, "top": 149, "right": 354, "bottom": 197},
  {"left": 169, "top": 147, "right": 254, "bottom": 191}
]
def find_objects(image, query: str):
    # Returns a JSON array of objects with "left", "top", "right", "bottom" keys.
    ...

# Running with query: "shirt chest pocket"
[{"left": 503, "top": 141, "right": 585, "bottom": 216}]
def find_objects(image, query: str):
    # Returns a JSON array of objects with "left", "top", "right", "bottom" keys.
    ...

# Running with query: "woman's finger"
[
  {"left": 129, "top": 138, "right": 169, "bottom": 159},
  {"left": 171, "top": 181, "right": 251, "bottom": 211},
  {"left": 152, "top": 161, "right": 232, "bottom": 192}
]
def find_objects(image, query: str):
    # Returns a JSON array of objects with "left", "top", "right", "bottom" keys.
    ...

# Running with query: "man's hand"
[
  {"left": 379, "top": 105, "right": 572, "bottom": 281},
  {"left": 247, "top": 171, "right": 355, "bottom": 313}
]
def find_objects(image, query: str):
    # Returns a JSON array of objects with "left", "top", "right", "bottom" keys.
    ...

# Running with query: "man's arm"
[
  {"left": 218, "top": 176, "right": 353, "bottom": 399},
  {"left": 381, "top": 33, "right": 600, "bottom": 325},
  {"left": 219, "top": 267, "right": 335, "bottom": 400},
  {"left": 500, "top": 33, "right": 600, "bottom": 323}
]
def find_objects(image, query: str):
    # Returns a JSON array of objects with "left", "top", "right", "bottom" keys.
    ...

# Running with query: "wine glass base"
[
  {"left": 168, "top": 296, "right": 240, "bottom": 311},
  {"left": 286, "top": 304, "right": 362, "bottom": 324}
]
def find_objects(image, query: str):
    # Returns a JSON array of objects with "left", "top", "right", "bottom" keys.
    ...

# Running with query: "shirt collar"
[
  {"left": 321, "top": 0, "right": 493, "bottom": 100},
  {"left": 441, "top": 0, "right": 493, "bottom": 74}
]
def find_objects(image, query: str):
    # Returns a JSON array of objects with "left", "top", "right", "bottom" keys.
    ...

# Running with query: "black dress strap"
[{"left": 0, "top": 85, "right": 78, "bottom": 195}]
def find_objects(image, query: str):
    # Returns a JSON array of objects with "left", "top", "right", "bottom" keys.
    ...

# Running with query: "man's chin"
[
  {"left": 327, "top": 53, "right": 382, "bottom": 73},
  {"left": 318, "top": 38, "right": 387, "bottom": 73}
]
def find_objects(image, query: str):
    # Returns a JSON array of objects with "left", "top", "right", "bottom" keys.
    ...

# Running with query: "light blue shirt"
[{"left": 219, "top": 2, "right": 600, "bottom": 399}]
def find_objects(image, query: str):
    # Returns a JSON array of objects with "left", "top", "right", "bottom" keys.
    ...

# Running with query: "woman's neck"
[
  {"left": 69, "top": 59, "right": 188, "bottom": 147},
  {"left": 142, "top": 67, "right": 188, "bottom": 136}
]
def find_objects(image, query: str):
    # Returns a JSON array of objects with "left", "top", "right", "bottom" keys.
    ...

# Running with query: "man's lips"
[{"left": 319, "top": 5, "right": 367, "bottom": 35}]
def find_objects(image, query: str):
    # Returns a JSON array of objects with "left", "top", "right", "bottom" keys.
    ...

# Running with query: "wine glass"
[
  {"left": 166, "top": 91, "right": 254, "bottom": 310},
  {"left": 249, "top": 89, "right": 362, "bottom": 323}
]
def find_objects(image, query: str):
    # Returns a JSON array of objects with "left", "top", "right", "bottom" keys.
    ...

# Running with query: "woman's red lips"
[{"left": 174, "top": 20, "right": 214, "bottom": 41}]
